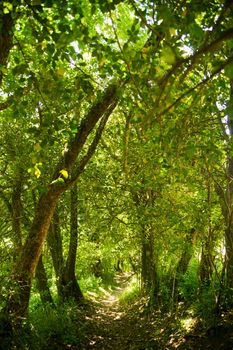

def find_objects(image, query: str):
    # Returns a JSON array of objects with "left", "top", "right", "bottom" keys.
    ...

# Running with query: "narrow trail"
[
  {"left": 81, "top": 273, "right": 159, "bottom": 350},
  {"left": 75, "top": 274, "right": 233, "bottom": 350}
]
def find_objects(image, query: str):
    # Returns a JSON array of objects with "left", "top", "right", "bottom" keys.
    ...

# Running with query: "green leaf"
[
  {"left": 224, "top": 62, "right": 233, "bottom": 79},
  {"left": 160, "top": 46, "right": 176, "bottom": 65},
  {"left": 3, "top": 2, "right": 13, "bottom": 14}
]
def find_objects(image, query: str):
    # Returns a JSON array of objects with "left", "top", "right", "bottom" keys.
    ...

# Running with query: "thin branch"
[
  {"left": 157, "top": 27, "right": 233, "bottom": 103},
  {"left": 66, "top": 99, "right": 118, "bottom": 187},
  {"left": 108, "top": 7, "right": 146, "bottom": 104},
  {"left": 128, "top": 0, "right": 153, "bottom": 31},
  {"left": 158, "top": 55, "right": 233, "bottom": 119}
]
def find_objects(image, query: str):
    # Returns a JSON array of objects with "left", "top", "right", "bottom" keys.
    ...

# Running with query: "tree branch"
[
  {"left": 67, "top": 98, "right": 118, "bottom": 187},
  {"left": 158, "top": 54, "right": 233, "bottom": 119},
  {"left": 52, "top": 83, "right": 119, "bottom": 182},
  {"left": 157, "top": 27, "right": 233, "bottom": 103}
]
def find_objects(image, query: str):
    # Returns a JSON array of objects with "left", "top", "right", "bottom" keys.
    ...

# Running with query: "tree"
[{"left": 1, "top": 0, "right": 233, "bottom": 329}]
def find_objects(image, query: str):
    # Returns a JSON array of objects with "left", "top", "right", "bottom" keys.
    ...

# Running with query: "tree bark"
[
  {"left": 60, "top": 184, "right": 83, "bottom": 302},
  {"left": 5, "top": 187, "right": 61, "bottom": 321},
  {"left": 4, "top": 83, "right": 119, "bottom": 323},
  {"left": 47, "top": 210, "right": 64, "bottom": 298},
  {"left": 0, "top": 4, "right": 15, "bottom": 86},
  {"left": 35, "top": 255, "right": 54, "bottom": 305},
  {"left": 141, "top": 227, "right": 159, "bottom": 303},
  {"left": 215, "top": 80, "right": 233, "bottom": 306}
]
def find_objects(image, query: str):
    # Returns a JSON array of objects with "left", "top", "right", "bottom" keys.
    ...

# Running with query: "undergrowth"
[
  {"left": 19, "top": 302, "right": 86, "bottom": 350},
  {"left": 118, "top": 275, "right": 141, "bottom": 305}
]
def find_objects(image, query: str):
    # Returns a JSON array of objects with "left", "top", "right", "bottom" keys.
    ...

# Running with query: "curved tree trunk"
[
  {"left": 5, "top": 187, "right": 62, "bottom": 322},
  {"left": 3, "top": 83, "right": 119, "bottom": 324}
]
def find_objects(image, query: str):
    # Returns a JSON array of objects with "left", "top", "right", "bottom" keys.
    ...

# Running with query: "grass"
[
  {"left": 19, "top": 301, "right": 85, "bottom": 350},
  {"left": 118, "top": 275, "right": 141, "bottom": 305}
]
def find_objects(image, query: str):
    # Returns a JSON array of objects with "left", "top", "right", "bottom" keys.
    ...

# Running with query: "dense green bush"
[
  {"left": 179, "top": 260, "right": 199, "bottom": 302},
  {"left": 20, "top": 302, "right": 84, "bottom": 349},
  {"left": 119, "top": 275, "right": 141, "bottom": 305}
]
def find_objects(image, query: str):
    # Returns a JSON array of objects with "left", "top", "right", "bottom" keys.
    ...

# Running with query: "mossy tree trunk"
[
  {"left": 5, "top": 187, "right": 62, "bottom": 321},
  {"left": 47, "top": 210, "right": 64, "bottom": 299},
  {"left": 216, "top": 80, "right": 233, "bottom": 306},
  {"left": 60, "top": 184, "right": 83, "bottom": 302},
  {"left": 171, "top": 228, "right": 196, "bottom": 305},
  {"left": 3, "top": 84, "right": 119, "bottom": 324},
  {"left": 35, "top": 255, "right": 54, "bottom": 305}
]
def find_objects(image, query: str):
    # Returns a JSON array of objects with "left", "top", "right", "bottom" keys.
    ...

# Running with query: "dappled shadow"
[
  {"left": 63, "top": 274, "right": 233, "bottom": 350},
  {"left": 80, "top": 273, "right": 160, "bottom": 350}
]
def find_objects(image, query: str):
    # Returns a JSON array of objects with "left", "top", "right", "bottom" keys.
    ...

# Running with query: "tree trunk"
[
  {"left": 216, "top": 80, "right": 233, "bottom": 304},
  {"left": 0, "top": 3, "right": 14, "bottom": 86},
  {"left": 5, "top": 187, "right": 62, "bottom": 322},
  {"left": 132, "top": 188, "right": 159, "bottom": 304},
  {"left": 199, "top": 241, "right": 214, "bottom": 285},
  {"left": 225, "top": 221, "right": 233, "bottom": 291},
  {"left": 172, "top": 228, "right": 196, "bottom": 304},
  {"left": 47, "top": 210, "right": 64, "bottom": 299},
  {"left": 35, "top": 255, "right": 54, "bottom": 305},
  {"left": 215, "top": 186, "right": 233, "bottom": 305},
  {"left": 48, "top": 190, "right": 83, "bottom": 303},
  {"left": 4, "top": 83, "right": 118, "bottom": 324},
  {"left": 141, "top": 226, "right": 159, "bottom": 304},
  {"left": 60, "top": 184, "right": 83, "bottom": 302}
]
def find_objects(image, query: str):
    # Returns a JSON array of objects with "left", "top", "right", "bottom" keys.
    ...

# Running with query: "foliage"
[
  {"left": 21, "top": 302, "right": 83, "bottom": 350},
  {"left": 179, "top": 259, "right": 200, "bottom": 302},
  {"left": 118, "top": 275, "right": 141, "bottom": 305},
  {"left": 1, "top": 0, "right": 233, "bottom": 343}
]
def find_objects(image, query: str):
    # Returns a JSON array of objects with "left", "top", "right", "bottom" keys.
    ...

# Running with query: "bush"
[
  {"left": 21, "top": 302, "right": 83, "bottom": 349},
  {"left": 179, "top": 260, "right": 199, "bottom": 302},
  {"left": 79, "top": 275, "right": 102, "bottom": 294},
  {"left": 119, "top": 275, "right": 141, "bottom": 305}
]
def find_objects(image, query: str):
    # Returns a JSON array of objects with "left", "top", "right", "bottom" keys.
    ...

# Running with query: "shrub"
[
  {"left": 21, "top": 302, "right": 83, "bottom": 349},
  {"left": 119, "top": 275, "right": 141, "bottom": 305}
]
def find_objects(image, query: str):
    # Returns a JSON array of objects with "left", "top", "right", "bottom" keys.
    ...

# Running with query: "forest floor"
[{"left": 56, "top": 273, "right": 233, "bottom": 350}]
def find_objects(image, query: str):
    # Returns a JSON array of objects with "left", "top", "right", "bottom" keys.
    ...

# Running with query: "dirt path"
[
  {"left": 75, "top": 274, "right": 233, "bottom": 350},
  {"left": 80, "top": 273, "right": 159, "bottom": 350}
]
